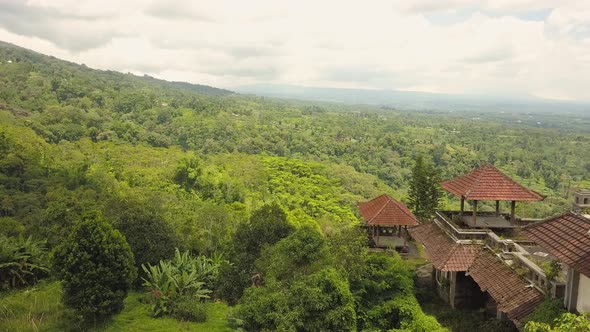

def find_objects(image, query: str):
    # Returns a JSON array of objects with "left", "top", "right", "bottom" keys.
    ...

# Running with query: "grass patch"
[
  {"left": 101, "top": 293, "right": 232, "bottom": 332},
  {"left": 1, "top": 282, "right": 232, "bottom": 332},
  {"left": 0, "top": 281, "right": 64, "bottom": 332},
  {"left": 405, "top": 240, "right": 429, "bottom": 269}
]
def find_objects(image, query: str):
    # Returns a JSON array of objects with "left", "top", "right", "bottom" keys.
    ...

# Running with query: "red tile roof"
[
  {"left": 524, "top": 212, "right": 590, "bottom": 277},
  {"left": 408, "top": 223, "right": 482, "bottom": 271},
  {"left": 441, "top": 164, "right": 544, "bottom": 202},
  {"left": 358, "top": 194, "right": 419, "bottom": 226},
  {"left": 469, "top": 250, "right": 544, "bottom": 322}
]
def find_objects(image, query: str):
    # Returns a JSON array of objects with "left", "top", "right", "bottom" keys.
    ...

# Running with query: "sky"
[{"left": 1, "top": 0, "right": 590, "bottom": 101}]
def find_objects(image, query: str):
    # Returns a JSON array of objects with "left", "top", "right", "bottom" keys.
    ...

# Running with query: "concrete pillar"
[
  {"left": 496, "top": 309, "right": 507, "bottom": 321},
  {"left": 376, "top": 225, "right": 380, "bottom": 245},
  {"left": 450, "top": 271, "right": 458, "bottom": 309},
  {"left": 432, "top": 267, "right": 437, "bottom": 288},
  {"left": 565, "top": 266, "right": 580, "bottom": 312},
  {"left": 472, "top": 200, "right": 478, "bottom": 225}
]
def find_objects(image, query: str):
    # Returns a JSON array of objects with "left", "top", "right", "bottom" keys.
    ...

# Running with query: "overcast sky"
[{"left": 1, "top": 0, "right": 590, "bottom": 101}]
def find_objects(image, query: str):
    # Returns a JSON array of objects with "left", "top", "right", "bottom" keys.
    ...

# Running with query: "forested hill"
[
  {"left": 0, "top": 41, "right": 589, "bottom": 222},
  {"left": 0, "top": 40, "right": 233, "bottom": 99},
  {"left": 1, "top": 41, "right": 589, "bottom": 331}
]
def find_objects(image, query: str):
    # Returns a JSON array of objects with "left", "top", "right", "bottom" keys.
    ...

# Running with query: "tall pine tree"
[{"left": 408, "top": 155, "right": 442, "bottom": 221}]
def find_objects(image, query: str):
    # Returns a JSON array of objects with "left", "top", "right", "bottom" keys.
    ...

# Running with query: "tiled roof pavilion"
[
  {"left": 441, "top": 164, "right": 544, "bottom": 202},
  {"left": 358, "top": 194, "right": 419, "bottom": 227},
  {"left": 441, "top": 164, "right": 544, "bottom": 223}
]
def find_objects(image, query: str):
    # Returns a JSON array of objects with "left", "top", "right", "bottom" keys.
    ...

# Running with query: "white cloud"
[{"left": 0, "top": 0, "right": 588, "bottom": 100}]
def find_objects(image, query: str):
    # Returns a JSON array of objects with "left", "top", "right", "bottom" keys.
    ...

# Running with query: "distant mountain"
[
  {"left": 237, "top": 84, "right": 590, "bottom": 115},
  {"left": 0, "top": 40, "right": 233, "bottom": 96}
]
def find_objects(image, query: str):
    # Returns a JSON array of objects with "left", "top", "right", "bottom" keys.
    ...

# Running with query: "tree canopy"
[{"left": 52, "top": 215, "right": 136, "bottom": 320}]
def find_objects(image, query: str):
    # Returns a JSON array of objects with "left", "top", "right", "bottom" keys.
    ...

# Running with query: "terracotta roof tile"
[
  {"left": 358, "top": 194, "right": 419, "bottom": 226},
  {"left": 524, "top": 212, "right": 590, "bottom": 277},
  {"left": 469, "top": 250, "right": 544, "bottom": 322},
  {"left": 408, "top": 223, "right": 481, "bottom": 271},
  {"left": 441, "top": 164, "right": 545, "bottom": 201}
]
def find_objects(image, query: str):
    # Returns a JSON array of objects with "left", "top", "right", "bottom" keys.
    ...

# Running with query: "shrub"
[
  {"left": 111, "top": 201, "right": 181, "bottom": 282},
  {"left": 141, "top": 249, "right": 214, "bottom": 317},
  {"left": 238, "top": 268, "right": 357, "bottom": 332},
  {"left": 172, "top": 296, "right": 208, "bottom": 322},
  {"left": 0, "top": 235, "right": 49, "bottom": 290},
  {"left": 353, "top": 253, "right": 443, "bottom": 331},
  {"left": 215, "top": 261, "right": 249, "bottom": 306},
  {"left": 51, "top": 215, "right": 136, "bottom": 321},
  {"left": 525, "top": 312, "right": 590, "bottom": 332},
  {"left": 0, "top": 217, "right": 24, "bottom": 237},
  {"left": 523, "top": 297, "right": 567, "bottom": 327},
  {"left": 218, "top": 203, "right": 294, "bottom": 304},
  {"left": 256, "top": 224, "right": 327, "bottom": 281}
]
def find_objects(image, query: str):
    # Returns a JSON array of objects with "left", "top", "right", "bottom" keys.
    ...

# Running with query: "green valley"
[{"left": 0, "top": 41, "right": 589, "bottom": 332}]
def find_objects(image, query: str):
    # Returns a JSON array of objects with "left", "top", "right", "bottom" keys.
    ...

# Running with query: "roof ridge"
[
  {"left": 442, "top": 244, "right": 459, "bottom": 269},
  {"left": 523, "top": 211, "right": 583, "bottom": 230},
  {"left": 489, "top": 164, "right": 545, "bottom": 201},
  {"left": 367, "top": 194, "right": 392, "bottom": 224},
  {"left": 442, "top": 164, "right": 544, "bottom": 201},
  {"left": 465, "top": 164, "right": 487, "bottom": 199},
  {"left": 390, "top": 199, "right": 418, "bottom": 222}
]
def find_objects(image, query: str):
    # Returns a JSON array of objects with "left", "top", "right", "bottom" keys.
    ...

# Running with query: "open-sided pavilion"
[{"left": 441, "top": 164, "right": 544, "bottom": 228}]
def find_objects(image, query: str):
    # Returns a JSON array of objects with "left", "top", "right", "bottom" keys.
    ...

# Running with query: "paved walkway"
[
  {"left": 462, "top": 215, "right": 518, "bottom": 228},
  {"left": 370, "top": 235, "right": 420, "bottom": 258}
]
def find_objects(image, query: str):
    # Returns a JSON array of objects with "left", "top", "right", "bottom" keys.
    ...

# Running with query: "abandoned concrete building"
[
  {"left": 358, "top": 165, "right": 590, "bottom": 327},
  {"left": 573, "top": 189, "right": 590, "bottom": 213},
  {"left": 525, "top": 212, "right": 590, "bottom": 313},
  {"left": 394, "top": 164, "right": 590, "bottom": 327}
]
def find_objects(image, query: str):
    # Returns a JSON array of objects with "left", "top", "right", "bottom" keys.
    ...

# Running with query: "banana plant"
[
  {"left": 141, "top": 250, "right": 213, "bottom": 317},
  {"left": 0, "top": 235, "right": 49, "bottom": 290}
]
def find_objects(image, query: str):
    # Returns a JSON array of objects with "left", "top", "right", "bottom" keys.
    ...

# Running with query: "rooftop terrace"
[
  {"left": 441, "top": 210, "right": 542, "bottom": 230},
  {"left": 430, "top": 211, "right": 566, "bottom": 295}
]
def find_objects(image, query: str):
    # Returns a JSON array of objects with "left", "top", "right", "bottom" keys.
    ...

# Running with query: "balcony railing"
[
  {"left": 434, "top": 211, "right": 489, "bottom": 243},
  {"left": 431, "top": 210, "right": 566, "bottom": 295}
]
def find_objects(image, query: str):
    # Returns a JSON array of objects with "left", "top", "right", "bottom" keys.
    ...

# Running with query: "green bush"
[
  {"left": 0, "top": 235, "right": 49, "bottom": 290},
  {"left": 256, "top": 224, "right": 327, "bottom": 280},
  {"left": 218, "top": 203, "right": 294, "bottom": 304},
  {"left": 215, "top": 261, "right": 249, "bottom": 306},
  {"left": 525, "top": 312, "right": 590, "bottom": 332},
  {"left": 51, "top": 215, "right": 136, "bottom": 320},
  {"left": 112, "top": 203, "right": 181, "bottom": 282},
  {"left": 0, "top": 217, "right": 24, "bottom": 237},
  {"left": 523, "top": 297, "right": 567, "bottom": 327},
  {"left": 141, "top": 249, "right": 214, "bottom": 318},
  {"left": 353, "top": 253, "right": 445, "bottom": 331},
  {"left": 238, "top": 268, "right": 357, "bottom": 332},
  {"left": 172, "top": 296, "right": 208, "bottom": 322}
]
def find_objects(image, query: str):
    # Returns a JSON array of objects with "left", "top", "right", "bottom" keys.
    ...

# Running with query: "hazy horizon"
[{"left": 1, "top": 1, "right": 590, "bottom": 101}]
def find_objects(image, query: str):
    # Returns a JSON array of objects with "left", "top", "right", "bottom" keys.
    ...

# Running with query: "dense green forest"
[{"left": 0, "top": 41, "right": 589, "bottom": 331}]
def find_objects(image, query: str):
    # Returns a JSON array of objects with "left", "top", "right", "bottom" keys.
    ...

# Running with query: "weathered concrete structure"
[
  {"left": 409, "top": 213, "right": 548, "bottom": 325},
  {"left": 573, "top": 189, "right": 590, "bottom": 213},
  {"left": 525, "top": 212, "right": 590, "bottom": 314},
  {"left": 409, "top": 165, "right": 566, "bottom": 327}
]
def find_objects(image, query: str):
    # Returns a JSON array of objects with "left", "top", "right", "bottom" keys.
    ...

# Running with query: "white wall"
[{"left": 577, "top": 273, "right": 590, "bottom": 313}]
